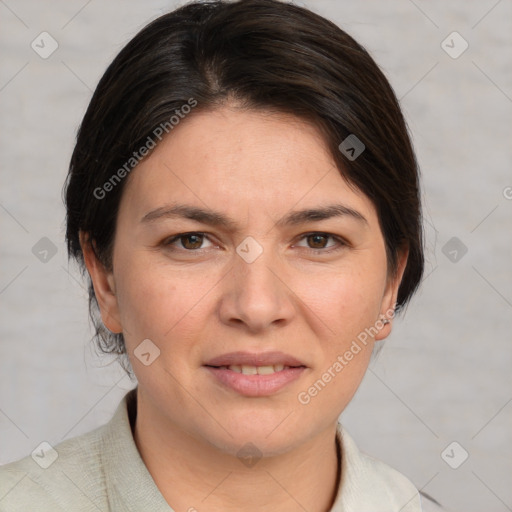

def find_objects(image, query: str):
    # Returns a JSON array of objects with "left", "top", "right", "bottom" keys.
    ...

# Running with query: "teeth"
[
  {"left": 241, "top": 365, "right": 258, "bottom": 375},
  {"left": 227, "top": 364, "right": 287, "bottom": 375},
  {"left": 257, "top": 365, "right": 276, "bottom": 375}
]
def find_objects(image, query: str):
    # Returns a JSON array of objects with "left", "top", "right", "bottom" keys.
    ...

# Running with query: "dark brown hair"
[{"left": 64, "top": 0, "right": 424, "bottom": 371}]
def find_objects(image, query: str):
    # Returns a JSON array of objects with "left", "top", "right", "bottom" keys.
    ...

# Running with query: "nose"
[{"left": 218, "top": 244, "right": 296, "bottom": 334}]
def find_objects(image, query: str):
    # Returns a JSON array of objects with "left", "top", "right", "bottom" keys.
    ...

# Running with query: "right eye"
[{"left": 162, "top": 232, "right": 215, "bottom": 251}]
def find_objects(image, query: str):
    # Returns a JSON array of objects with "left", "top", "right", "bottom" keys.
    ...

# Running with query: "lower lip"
[{"left": 204, "top": 366, "right": 306, "bottom": 397}]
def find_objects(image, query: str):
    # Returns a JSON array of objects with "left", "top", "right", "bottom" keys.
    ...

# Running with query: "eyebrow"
[{"left": 140, "top": 203, "right": 368, "bottom": 229}]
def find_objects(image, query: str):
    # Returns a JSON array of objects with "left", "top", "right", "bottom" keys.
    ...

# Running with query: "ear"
[
  {"left": 374, "top": 246, "right": 409, "bottom": 341},
  {"left": 80, "top": 231, "right": 122, "bottom": 334}
]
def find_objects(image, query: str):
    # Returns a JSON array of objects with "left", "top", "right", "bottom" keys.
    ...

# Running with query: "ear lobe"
[
  {"left": 374, "top": 246, "right": 409, "bottom": 341},
  {"left": 79, "top": 232, "right": 122, "bottom": 334}
]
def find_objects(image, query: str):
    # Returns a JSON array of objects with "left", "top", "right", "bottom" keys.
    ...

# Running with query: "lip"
[
  {"left": 203, "top": 351, "right": 306, "bottom": 368},
  {"left": 203, "top": 351, "right": 307, "bottom": 397},
  {"left": 204, "top": 366, "right": 306, "bottom": 397}
]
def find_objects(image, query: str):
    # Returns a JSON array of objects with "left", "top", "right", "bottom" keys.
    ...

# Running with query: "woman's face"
[{"left": 87, "top": 107, "right": 406, "bottom": 456}]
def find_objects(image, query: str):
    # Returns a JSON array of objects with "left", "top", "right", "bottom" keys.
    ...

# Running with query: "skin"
[{"left": 82, "top": 106, "right": 407, "bottom": 512}]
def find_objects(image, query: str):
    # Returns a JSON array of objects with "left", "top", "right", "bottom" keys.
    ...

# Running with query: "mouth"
[
  {"left": 207, "top": 363, "right": 303, "bottom": 375},
  {"left": 203, "top": 350, "right": 306, "bottom": 368},
  {"left": 203, "top": 352, "right": 308, "bottom": 397}
]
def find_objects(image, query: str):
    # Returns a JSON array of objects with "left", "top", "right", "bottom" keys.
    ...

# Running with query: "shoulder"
[{"left": 0, "top": 423, "right": 109, "bottom": 512}]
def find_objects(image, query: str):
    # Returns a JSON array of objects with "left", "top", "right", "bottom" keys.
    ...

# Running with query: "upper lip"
[{"left": 204, "top": 351, "right": 306, "bottom": 367}]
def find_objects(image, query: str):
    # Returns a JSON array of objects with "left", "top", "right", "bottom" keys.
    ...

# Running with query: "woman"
[{"left": 0, "top": 1, "right": 442, "bottom": 510}]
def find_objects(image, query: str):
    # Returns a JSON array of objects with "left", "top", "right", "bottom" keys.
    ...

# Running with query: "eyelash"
[{"left": 161, "top": 232, "right": 347, "bottom": 255}]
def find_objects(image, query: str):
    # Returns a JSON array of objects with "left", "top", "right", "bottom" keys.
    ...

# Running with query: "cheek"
[
  {"left": 113, "top": 255, "right": 218, "bottom": 346},
  {"left": 295, "top": 271, "right": 378, "bottom": 410},
  {"left": 294, "top": 265, "right": 384, "bottom": 342}
]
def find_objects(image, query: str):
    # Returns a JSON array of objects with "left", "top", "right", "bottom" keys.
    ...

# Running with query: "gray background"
[{"left": 1, "top": 1, "right": 511, "bottom": 510}]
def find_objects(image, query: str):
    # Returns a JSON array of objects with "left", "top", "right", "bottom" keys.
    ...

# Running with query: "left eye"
[{"left": 295, "top": 233, "right": 344, "bottom": 251}]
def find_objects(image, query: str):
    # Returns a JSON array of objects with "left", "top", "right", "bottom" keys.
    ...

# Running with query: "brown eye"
[
  {"left": 163, "top": 232, "right": 213, "bottom": 251},
  {"left": 294, "top": 232, "right": 346, "bottom": 253},
  {"left": 180, "top": 234, "right": 204, "bottom": 249},
  {"left": 307, "top": 234, "right": 329, "bottom": 249}
]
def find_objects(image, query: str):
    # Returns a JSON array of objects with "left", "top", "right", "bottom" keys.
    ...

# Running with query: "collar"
[{"left": 100, "top": 388, "right": 172, "bottom": 511}]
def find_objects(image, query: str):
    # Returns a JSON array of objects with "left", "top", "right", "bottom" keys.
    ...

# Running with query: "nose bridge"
[
  {"left": 221, "top": 236, "right": 294, "bottom": 331},
  {"left": 234, "top": 236, "right": 283, "bottom": 300}
]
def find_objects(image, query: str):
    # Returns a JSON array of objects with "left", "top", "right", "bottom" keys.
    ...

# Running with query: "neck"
[{"left": 133, "top": 391, "right": 341, "bottom": 512}]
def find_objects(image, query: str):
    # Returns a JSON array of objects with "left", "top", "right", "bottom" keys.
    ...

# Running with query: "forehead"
[{"left": 120, "top": 107, "right": 377, "bottom": 226}]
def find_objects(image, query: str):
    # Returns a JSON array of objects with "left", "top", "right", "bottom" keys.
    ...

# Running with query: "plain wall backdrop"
[{"left": 1, "top": 1, "right": 511, "bottom": 510}]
